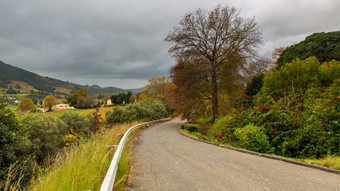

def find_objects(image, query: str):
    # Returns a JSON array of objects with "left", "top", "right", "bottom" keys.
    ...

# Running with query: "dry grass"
[
  {"left": 303, "top": 156, "right": 340, "bottom": 170},
  {"left": 11, "top": 81, "right": 37, "bottom": 91},
  {"left": 54, "top": 87, "right": 72, "bottom": 94},
  {"left": 30, "top": 122, "right": 139, "bottom": 191}
]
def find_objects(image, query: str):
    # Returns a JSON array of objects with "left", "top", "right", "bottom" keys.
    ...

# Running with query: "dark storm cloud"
[{"left": 0, "top": 0, "right": 339, "bottom": 88}]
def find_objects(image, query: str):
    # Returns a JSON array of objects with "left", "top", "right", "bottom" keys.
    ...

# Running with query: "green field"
[
  {"left": 5, "top": 105, "right": 18, "bottom": 112},
  {"left": 44, "top": 106, "right": 114, "bottom": 119}
]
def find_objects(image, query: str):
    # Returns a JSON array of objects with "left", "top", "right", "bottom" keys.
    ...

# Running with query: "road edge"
[{"left": 177, "top": 129, "right": 340, "bottom": 175}]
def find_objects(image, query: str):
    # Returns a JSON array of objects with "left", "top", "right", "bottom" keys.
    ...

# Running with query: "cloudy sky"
[{"left": 1, "top": 0, "right": 339, "bottom": 89}]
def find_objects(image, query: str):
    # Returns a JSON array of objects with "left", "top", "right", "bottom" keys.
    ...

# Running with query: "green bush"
[
  {"left": 106, "top": 99, "right": 170, "bottom": 124},
  {"left": 59, "top": 111, "right": 92, "bottom": 139},
  {"left": 208, "top": 115, "right": 233, "bottom": 140},
  {"left": 0, "top": 104, "right": 28, "bottom": 185},
  {"left": 234, "top": 124, "right": 269, "bottom": 152},
  {"left": 263, "top": 57, "right": 321, "bottom": 99},
  {"left": 318, "top": 60, "right": 340, "bottom": 86},
  {"left": 180, "top": 123, "right": 199, "bottom": 132},
  {"left": 246, "top": 72, "right": 265, "bottom": 96},
  {"left": 21, "top": 113, "right": 68, "bottom": 164}
]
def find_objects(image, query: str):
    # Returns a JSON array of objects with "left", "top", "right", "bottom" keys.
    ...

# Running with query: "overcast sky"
[{"left": 1, "top": 0, "right": 340, "bottom": 89}]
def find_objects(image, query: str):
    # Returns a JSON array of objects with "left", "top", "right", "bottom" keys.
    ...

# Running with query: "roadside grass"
[
  {"left": 178, "top": 127, "right": 217, "bottom": 145},
  {"left": 30, "top": 122, "right": 139, "bottom": 191},
  {"left": 114, "top": 146, "right": 130, "bottom": 190},
  {"left": 303, "top": 156, "right": 340, "bottom": 170}
]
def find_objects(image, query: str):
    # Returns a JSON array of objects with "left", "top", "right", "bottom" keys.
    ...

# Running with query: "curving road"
[{"left": 128, "top": 119, "right": 340, "bottom": 191}]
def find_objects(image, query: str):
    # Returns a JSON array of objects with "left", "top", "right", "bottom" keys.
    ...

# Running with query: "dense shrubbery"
[
  {"left": 180, "top": 123, "right": 199, "bottom": 132},
  {"left": 207, "top": 57, "right": 340, "bottom": 158},
  {"left": 0, "top": 104, "right": 28, "bottom": 186},
  {"left": 0, "top": 109, "right": 98, "bottom": 189},
  {"left": 22, "top": 113, "right": 68, "bottom": 164},
  {"left": 60, "top": 111, "right": 93, "bottom": 144},
  {"left": 106, "top": 99, "right": 170, "bottom": 124}
]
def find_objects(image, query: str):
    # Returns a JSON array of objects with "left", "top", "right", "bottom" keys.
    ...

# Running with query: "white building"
[
  {"left": 106, "top": 99, "right": 113, "bottom": 105},
  {"left": 52, "top": 104, "right": 74, "bottom": 110}
]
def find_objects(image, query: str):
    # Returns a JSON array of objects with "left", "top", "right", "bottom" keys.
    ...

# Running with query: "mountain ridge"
[{"left": 0, "top": 60, "right": 142, "bottom": 96}]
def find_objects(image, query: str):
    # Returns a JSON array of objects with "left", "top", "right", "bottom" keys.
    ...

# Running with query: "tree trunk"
[{"left": 211, "top": 67, "right": 219, "bottom": 123}]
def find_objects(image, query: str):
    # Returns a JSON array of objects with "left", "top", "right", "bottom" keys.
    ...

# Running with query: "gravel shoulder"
[{"left": 128, "top": 119, "right": 340, "bottom": 191}]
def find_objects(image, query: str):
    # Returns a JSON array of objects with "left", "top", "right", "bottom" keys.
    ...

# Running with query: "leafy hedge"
[
  {"left": 180, "top": 123, "right": 199, "bottom": 132},
  {"left": 209, "top": 57, "right": 340, "bottom": 158},
  {"left": 105, "top": 99, "right": 170, "bottom": 124}
]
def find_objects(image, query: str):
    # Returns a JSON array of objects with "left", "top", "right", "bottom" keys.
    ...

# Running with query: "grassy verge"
[
  {"left": 29, "top": 122, "right": 139, "bottom": 191},
  {"left": 178, "top": 126, "right": 216, "bottom": 143},
  {"left": 179, "top": 127, "right": 340, "bottom": 171},
  {"left": 302, "top": 156, "right": 340, "bottom": 170}
]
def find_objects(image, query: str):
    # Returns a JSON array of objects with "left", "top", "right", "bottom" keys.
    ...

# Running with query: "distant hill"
[
  {"left": 125, "top": 87, "right": 144, "bottom": 94},
  {"left": 0, "top": 60, "right": 129, "bottom": 96}
]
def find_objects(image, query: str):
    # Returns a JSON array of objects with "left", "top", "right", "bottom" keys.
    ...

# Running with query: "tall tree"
[
  {"left": 43, "top": 95, "right": 58, "bottom": 111},
  {"left": 18, "top": 97, "right": 35, "bottom": 112},
  {"left": 143, "top": 76, "right": 172, "bottom": 102},
  {"left": 104, "top": 93, "right": 111, "bottom": 105},
  {"left": 166, "top": 5, "right": 262, "bottom": 122},
  {"left": 67, "top": 89, "right": 90, "bottom": 107}
]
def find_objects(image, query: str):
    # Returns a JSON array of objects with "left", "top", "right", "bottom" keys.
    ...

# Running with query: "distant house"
[
  {"left": 52, "top": 104, "right": 74, "bottom": 110},
  {"left": 106, "top": 99, "right": 113, "bottom": 106},
  {"left": 37, "top": 108, "right": 45, "bottom": 113}
]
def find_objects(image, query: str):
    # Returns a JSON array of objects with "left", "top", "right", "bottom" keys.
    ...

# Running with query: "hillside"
[{"left": 0, "top": 60, "right": 130, "bottom": 96}]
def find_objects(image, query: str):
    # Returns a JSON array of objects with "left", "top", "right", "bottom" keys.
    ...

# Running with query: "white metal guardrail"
[{"left": 100, "top": 118, "right": 171, "bottom": 191}]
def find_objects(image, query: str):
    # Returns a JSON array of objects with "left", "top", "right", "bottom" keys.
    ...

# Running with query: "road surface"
[{"left": 128, "top": 119, "right": 340, "bottom": 190}]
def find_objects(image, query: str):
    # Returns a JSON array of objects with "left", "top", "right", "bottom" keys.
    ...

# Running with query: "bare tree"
[
  {"left": 166, "top": 5, "right": 262, "bottom": 122},
  {"left": 247, "top": 57, "right": 272, "bottom": 77}
]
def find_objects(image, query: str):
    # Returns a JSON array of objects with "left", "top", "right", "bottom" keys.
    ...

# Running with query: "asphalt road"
[{"left": 128, "top": 119, "right": 340, "bottom": 191}]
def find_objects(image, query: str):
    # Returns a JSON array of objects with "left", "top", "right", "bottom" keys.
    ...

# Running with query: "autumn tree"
[
  {"left": 104, "top": 93, "right": 111, "bottom": 105},
  {"left": 43, "top": 95, "right": 58, "bottom": 111},
  {"left": 76, "top": 96, "right": 90, "bottom": 108},
  {"left": 141, "top": 76, "right": 173, "bottom": 102},
  {"left": 67, "top": 89, "right": 89, "bottom": 106},
  {"left": 74, "top": 89, "right": 89, "bottom": 98},
  {"left": 247, "top": 58, "right": 272, "bottom": 77},
  {"left": 18, "top": 97, "right": 35, "bottom": 112},
  {"left": 166, "top": 5, "right": 262, "bottom": 122}
]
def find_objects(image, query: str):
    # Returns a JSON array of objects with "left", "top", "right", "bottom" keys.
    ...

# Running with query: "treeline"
[
  {"left": 67, "top": 89, "right": 132, "bottom": 108},
  {"left": 106, "top": 99, "right": 170, "bottom": 123}
]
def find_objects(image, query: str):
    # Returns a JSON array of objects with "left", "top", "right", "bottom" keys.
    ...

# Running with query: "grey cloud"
[{"left": 0, "top": 0, "right": 339, "bottom": 88}]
